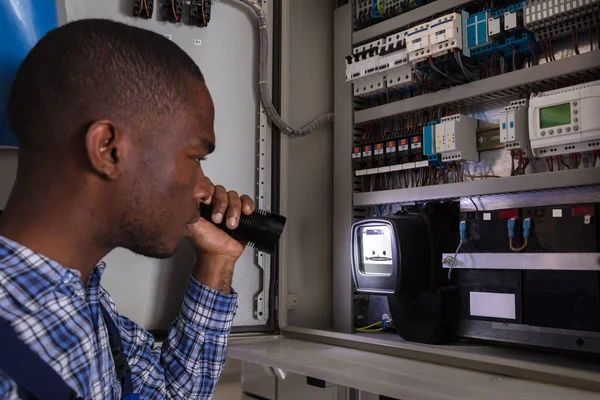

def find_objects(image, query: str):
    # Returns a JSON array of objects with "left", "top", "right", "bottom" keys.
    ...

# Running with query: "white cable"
[
  {"left": 447, "top": 240, "right": 463, "bottom": 280},
  {"left": 237, "top": 0, "right": 334, "bottom": 137}
]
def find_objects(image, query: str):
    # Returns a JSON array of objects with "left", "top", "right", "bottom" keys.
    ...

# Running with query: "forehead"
[{"left": 178, "top": 82, "right": 215, "bottom": 148}]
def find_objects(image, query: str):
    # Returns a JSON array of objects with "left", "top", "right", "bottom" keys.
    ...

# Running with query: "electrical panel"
[
  {"left": 434, "top": 114, "right": 479, "bottom": 161},
  {"left": 499, "top": 99, "right": 530, "bottom": 152},
  {"left": 528, "top": 79, "right": 600, "bottom": 158},
  {"left": 133, "top": 0, "right": 154, "bottom": 18}
]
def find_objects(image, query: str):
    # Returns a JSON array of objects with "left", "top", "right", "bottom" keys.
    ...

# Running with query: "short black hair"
[{"left": 7, "top": 18, "right": 204, "bottom": 150}]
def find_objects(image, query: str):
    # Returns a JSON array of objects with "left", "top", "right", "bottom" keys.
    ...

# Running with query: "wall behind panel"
[
  {"left": 60, "top": 0, "right": 266, "bottom": 330},
  {"left": 284, "top": 0, "right": 334, "bottom": 329}
]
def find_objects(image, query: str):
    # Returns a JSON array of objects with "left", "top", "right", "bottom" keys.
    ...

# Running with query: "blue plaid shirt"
[{"left": 0, "top": 235, "right": 238, "bottom": 399}]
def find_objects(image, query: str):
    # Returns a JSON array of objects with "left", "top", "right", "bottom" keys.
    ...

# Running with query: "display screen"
[
  {"left": 539, "top": 103, "right": 571, "bottom": 129},
  {"left": 358, "top": 225, "right": 393, "bottom": 276}
]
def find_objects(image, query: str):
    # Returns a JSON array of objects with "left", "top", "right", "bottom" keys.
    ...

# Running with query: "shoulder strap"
[
  {"left": 0, "top": 316, "right": 80, "bottom": 400},
  {"left": 99, "top": 303, "right": 135, "bottom": 399}
]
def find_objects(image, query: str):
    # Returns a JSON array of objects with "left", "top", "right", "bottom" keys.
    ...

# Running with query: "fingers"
[
  {"left": 240, "top": 194, "right": 255, "bottom": 215},
  {"left": 225, "top": 191, "right": 242, "bottom": 229},
  {"left": 211, "top": 185, "right": 228, "bottom": 224}
]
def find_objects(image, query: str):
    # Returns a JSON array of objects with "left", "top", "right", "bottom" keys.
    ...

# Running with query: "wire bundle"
[{"left": 238, "top": 0, "right": 333, "bottom": 137}]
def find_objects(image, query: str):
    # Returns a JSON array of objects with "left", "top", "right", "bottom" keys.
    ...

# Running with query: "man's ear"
[{"left": 85, "top": 120, "right": 126, "bottom": 180}]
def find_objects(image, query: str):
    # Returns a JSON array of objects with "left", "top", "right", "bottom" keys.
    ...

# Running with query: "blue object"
[
  {"left": 470, "top": 32, "right": 540, "bottom": 62},
  {"left": 507, "top": 218, "right": 517, "bottom": 238},
  {"left": 0, "top": 303, "right": 137, "bottom": 399},
  {"left": 423, "top": 121, "right": 439, "bottom": 156},
  {"left": 459, "top": 220, "right": 467, "bottom": 241},
  {"left": 523, "top": 218, "right": 531, "bottom": 239},
  {"left": 466, "top": 11, "right": 491, "bottom": 49},
  {"left": 510, "top": 121, "right": 514, "bottom": 128},
  {"left": 0, "top": 0, "right": 58, "bottom": 148},
  {"left": 0, "top": 316, "right": 79, "bottom": 399}
]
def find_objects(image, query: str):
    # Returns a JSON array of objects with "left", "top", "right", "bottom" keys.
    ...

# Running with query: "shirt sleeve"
[{"left": 109, "top": 276, "right": 238, "bottom": 399}]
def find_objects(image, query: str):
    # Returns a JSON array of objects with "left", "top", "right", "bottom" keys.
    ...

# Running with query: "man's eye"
[{"left": 194, "top": 157, "right": 206, "bottom": 165}]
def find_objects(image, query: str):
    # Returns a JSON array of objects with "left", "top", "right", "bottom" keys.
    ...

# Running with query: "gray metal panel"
[
  {"left": 458, "top": 320, "right": 600, "bottom": 355},
  {"left": 241, "top": 361, "right": 276, "bottom": 400},
  {"left": 354, "top": 168, "right": 600, "bottom": 206},
  {"left": 277, "top": 372, "right": 338, "bottom": 400},
  {"left": 353, "top": 0, "right": 471, "bottom": 44},
  {"left": 333, "top": 4, "right": 355, "bottom": 334},
  {"left": 355, "top": 51, "right": 600, "bottom": 124},
  {"left": 227, "top": 335, "right": 600, "bottom": 398},
  {"left": 278, "top": 326, "right": 600, "bottom": 393},
  {"left": 283, "top": 0, "right": 334, "bottom": 331},
  {"left": 442, "top": 253, "right": 600, "bottom": 271},
  {"left": 62, "top": 0, "right": 267, "bottom": 329}
]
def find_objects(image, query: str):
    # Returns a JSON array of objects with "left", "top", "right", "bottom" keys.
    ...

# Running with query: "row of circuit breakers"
[
  {"left": 132, "top": 0, "right": 212, "bottom": 27},
  {"left": 346, "top": 0, "right": 599, "bottom": 97},
  {"left": 352, "top": 79, "right": 600, "bottom": 175}
]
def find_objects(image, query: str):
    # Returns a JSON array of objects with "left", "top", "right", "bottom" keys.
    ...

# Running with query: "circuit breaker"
[
  {"left": 435, "top": 114, "right": 479, "bottom": 161},
  {"left": 499, "top": 99, "right": 530, "bottom": 152}
]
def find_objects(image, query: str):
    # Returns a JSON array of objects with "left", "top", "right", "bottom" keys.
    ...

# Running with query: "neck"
[{"left": 0, "top": 179, "right": 111, "bottom": 285}]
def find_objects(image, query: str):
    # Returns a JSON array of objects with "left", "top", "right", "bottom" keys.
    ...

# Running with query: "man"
[{"left": 0, "top": 18, "right": 253, "bottom": 399}]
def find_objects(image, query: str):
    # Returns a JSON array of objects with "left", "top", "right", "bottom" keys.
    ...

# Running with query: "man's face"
[{"left": 116, "top": 82, "right": 215, "bottom": 258}]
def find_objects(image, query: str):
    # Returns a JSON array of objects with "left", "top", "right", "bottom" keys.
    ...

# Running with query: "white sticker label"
[
  {"left": 194, "top": 39, "right": 202, "bottom": 46},
  {"left": 483, "top": 213, "right": 492, "bottom": 221},
  {"left": 411, "top": 40, "right": 422, "bottom": 50},
  {"left": 470, "top": 292, "right": 516, "bottom": 319},
  {"left": 552, "top": 209, "right": 563, "bottom": 218},
  {"left": 411, "top": 142, "right": 422, "bottom": 149},
  {"left": 164, "top": 34, "right": 173, "bottom": 40},
  {"left": 398, "top": 145, "right": 409, "bottom": 151}
]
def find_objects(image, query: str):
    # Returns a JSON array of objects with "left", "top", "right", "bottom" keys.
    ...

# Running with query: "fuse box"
[
  {"left": 499, "top": 99, "right": 530, "bottom": 152},
  {"left": 410, "top": 135, "right": 423, "bottom": 161},
  {"left": 373, "top": 142, "right": 386, "bottom": 167},
  {"left": 352, "top": 146, "right": 362, "bottom": 171},
  {"left": 435, "top": 114, "right": 479, "bottom": 161},
  {"left": 397, "top": 137, "right": 411, "bottom": 164},
  {"left": 362, "top": 144, "right": 374, "bottom": 170},
  {"left": 385, "top": 139, "right": 398, "bottom": 166}
]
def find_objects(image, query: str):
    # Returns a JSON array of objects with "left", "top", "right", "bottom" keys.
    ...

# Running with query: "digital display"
[
  {"left": 359, "top": 225, "right": 393, "bottom": 276},
  {"left": 539, "top": 103, "right": 571, "bottom": 129}
]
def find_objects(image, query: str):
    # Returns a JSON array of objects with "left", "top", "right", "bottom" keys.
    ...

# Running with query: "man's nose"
[{"left": 193, "top": 175, "right": 212, "bottom": 205}]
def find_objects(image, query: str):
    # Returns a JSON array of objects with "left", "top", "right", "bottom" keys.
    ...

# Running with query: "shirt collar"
[{"left": 0, "top": 235, "right": 105, "bottom": 310}]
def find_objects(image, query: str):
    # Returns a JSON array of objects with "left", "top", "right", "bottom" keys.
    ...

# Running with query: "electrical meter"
[
  {"left": 528, "top": 79, "right": 600, "bottom": 157},
  {"left": 351, "top": 214, "right": 434, "bottom": 295}
]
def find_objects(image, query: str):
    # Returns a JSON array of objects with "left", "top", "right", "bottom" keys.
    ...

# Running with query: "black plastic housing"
[
  {"left": 199, "top": 204, "right": 286, "bottom": 255},
  {"left": 351, "top": 213, "right": 434, "bottom": 295}
]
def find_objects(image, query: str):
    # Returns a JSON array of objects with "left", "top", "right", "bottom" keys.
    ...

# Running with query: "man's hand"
[{"left": 186, "top": 178, "right": 255, "bottom": 293}]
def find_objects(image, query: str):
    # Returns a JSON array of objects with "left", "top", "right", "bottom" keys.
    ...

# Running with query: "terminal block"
[
  {"left": 133, "top": 0, "right": 154, "bottom": 18},
  {"left": 190, "top": 0, "right": 212, "bottom": 27},
  {"left": 161, "top": 0, "right": 183, "bottom": 23}
]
